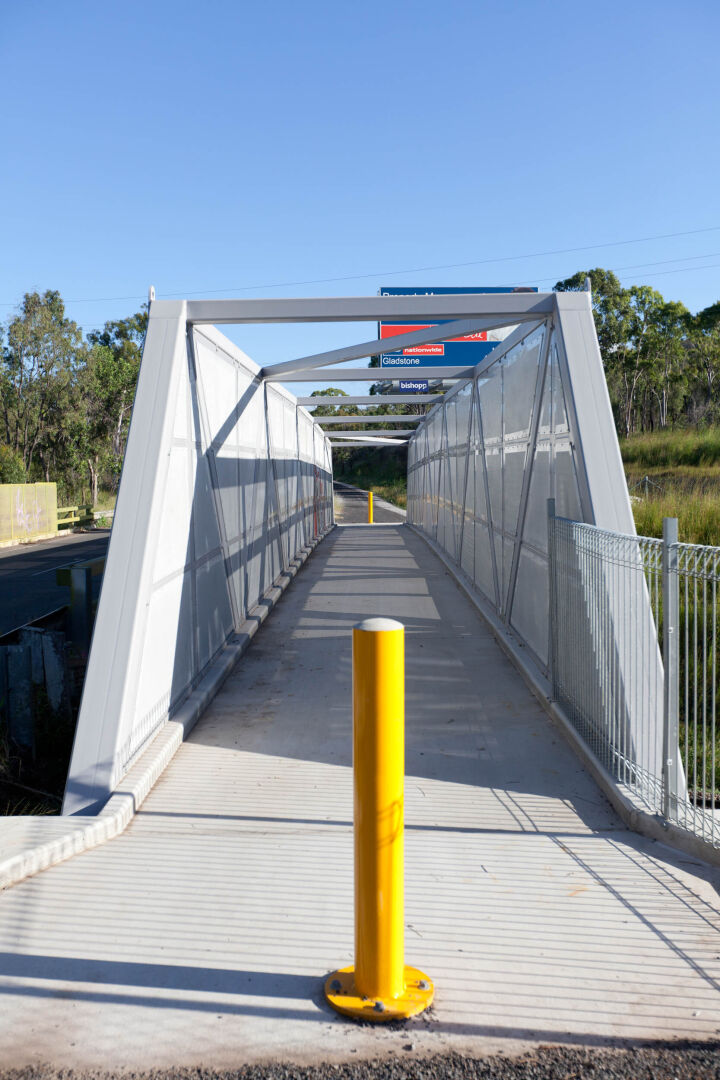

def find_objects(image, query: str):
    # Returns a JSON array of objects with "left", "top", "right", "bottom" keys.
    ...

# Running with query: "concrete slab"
[{"left": 0, "top": 525, "right": 718, "bottom": 1069}]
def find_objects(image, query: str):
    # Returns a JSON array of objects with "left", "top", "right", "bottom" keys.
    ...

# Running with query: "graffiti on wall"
[{"left": 15, "top": 487, "right": 43, "bottom": 537}]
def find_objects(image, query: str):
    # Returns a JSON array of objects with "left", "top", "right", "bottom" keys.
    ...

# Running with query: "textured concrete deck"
[{"left": 0, "top": 525, "right": 718, "bottom": 1068}]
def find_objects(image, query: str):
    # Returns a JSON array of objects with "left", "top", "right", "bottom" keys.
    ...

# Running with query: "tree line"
[
  {"left": 556, "top": 270, "right": 720, "bottom": 436},
  {"left": 1, "top": 276, "right": 719, "bottom": 501},
  {"left": 0, "top": 291, "right": 146, "bottom": 503}
]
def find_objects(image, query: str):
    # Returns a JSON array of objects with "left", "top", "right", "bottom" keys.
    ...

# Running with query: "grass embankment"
[
  {"left": 621, "top": 429, "right": 720, "bottom": 544},
  {"left": 350, "top": 481, "right": 407, "bottom": 509},
  {"left": 621, "top": 428, "right": 720, "bottom": 468}
]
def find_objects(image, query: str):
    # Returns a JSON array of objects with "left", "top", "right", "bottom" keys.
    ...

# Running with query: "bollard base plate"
[{"left": 324, "top": 965, "right": 434, "bottom": 1022}]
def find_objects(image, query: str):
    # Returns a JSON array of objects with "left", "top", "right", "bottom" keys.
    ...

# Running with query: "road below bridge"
[
  {"left": 0, "top": 531, "right": 109, "bottom": 636},
  {"left": 0, "top": 523, "right": 718, "bottom": 1069}
]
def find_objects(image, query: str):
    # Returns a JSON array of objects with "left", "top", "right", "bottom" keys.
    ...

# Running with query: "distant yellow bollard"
[
  {"left": 324, "top": 617, "right": 434, "bottom": 1022},
  {"left": 368, "top": 490, "right": 374, "bottom": 524}
]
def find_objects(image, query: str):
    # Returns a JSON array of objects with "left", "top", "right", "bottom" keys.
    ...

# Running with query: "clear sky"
[{"left": 1, "top": 0, "right": 719, "bottom": 396}]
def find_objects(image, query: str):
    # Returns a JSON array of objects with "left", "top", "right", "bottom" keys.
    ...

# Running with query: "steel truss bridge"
[{"left": 0, "top": 290, "right": 718, "bottom": 1068}]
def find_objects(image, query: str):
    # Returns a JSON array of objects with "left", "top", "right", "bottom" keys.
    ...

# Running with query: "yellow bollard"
[
  {"left": 324, "top": 617, "right": 434, "bottom": 1021},
  {"left": 368, "top": 490, "right": 374, "bottom": 524}
]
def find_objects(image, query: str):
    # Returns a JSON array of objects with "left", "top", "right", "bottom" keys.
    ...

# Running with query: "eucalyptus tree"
[{"left": 1, "top": 291, "right": 82, "bottom": 475}]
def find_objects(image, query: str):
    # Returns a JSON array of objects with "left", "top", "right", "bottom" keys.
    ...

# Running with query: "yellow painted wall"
[{"left": 0, "top": 483, "right": 58, "bottom": 546}]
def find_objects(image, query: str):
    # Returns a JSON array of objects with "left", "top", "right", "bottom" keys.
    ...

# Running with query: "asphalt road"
[
  {"left": 0, "top": 531, "right": 110, "bottom": 637},
  {"left": 333, "top": 480, "right": 406, "bottom": 524}
]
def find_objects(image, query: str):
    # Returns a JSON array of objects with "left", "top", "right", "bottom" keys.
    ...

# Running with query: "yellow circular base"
[{"left": 324, "top": 965, "right": 434, "bottom": 1022}]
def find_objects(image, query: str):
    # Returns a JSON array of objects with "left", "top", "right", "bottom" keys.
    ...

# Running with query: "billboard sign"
[
  {"left": 398, "top": 379, "right": 429, "bottom": 392},
  {"left": 378, "top": 286, "right": 537, "bottom": 369}
]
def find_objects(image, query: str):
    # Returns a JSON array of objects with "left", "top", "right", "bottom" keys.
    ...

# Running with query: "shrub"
[{"left": 0, "top": 445, "right": 25, "bottom": 483}]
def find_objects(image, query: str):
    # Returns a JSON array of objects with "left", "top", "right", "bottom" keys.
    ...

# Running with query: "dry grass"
[
  {"left": 621, "top": 428, "right": 720, "bottom": 468},
  {"left": 630, "top": 485, "right": 720, "bottom": 545},
  {"left": 622, "top": 431, "right": 720, "bottom": 543},
  {"left": 367, "top": 481, "right": 407, "bottom": 509}
]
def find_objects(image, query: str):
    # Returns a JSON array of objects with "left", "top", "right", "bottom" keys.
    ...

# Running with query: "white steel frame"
[
  {"left": 316, "top": 416, "right": 423, "bottom": 425},
  {"left": 299, "top": 395, "right": 440, "bottom": 406},
  {"left": 63, "top": 289, "right": 660, "bottom": 819}
]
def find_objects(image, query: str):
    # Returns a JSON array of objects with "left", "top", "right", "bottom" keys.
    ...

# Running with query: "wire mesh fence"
[
  {"left": 674, "top": 541, "right": 720, "bottom": 840},
  {"left": 549, "top": 510, "right": 719, "bottom": 851}
]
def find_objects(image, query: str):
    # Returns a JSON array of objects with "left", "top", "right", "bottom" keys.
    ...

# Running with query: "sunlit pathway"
[{"left": 0, "top": 525, "right": 718, "bottom": 1069}]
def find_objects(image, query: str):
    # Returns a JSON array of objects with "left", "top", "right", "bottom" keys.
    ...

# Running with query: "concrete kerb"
[
  {"left": 0, "top": 530, "right": 58, "bottom": 550},
  {"left": 0, "top": 525, "right": 335, "bottom": 893},
  {"left": 407, "top": 523, "right": 720, "bottom": 870}
]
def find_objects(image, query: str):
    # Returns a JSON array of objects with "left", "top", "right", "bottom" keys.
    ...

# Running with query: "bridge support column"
[{"left": 324, "top": 617, "right": 434, "bottom": 1022}]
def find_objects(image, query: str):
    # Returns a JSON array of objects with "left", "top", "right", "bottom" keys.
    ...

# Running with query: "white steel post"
[
  {"left": 662, "top": 516, "right": 680, "bottom": 821},
  {"left": 547, "top": 498, "right": 556, "bottom": 689}
]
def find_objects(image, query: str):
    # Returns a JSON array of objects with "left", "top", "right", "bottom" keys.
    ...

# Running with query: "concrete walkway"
[{"left": 0, "top": 525, "right": 718, "bottom": 1069}]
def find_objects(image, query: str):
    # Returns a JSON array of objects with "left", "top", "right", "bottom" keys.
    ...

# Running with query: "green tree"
[
  {"left": 555, "top": 269, "right": 634, "bottom": 432},
  {"left": 697, "top": 300, "right": 720, "bottom": 331},
  {"left": 555, "top": 271, "right": 691, "bottom": 435},
  {"left": 71, "top": 310, "right": 146, "bottom": 506},
  {"left": 1, "top": 291, "right": 82, "bottom": 475},
  {"left": 0, "top": 445, "right": 25, "bottom": 483},
  {"left": 640, "top": 299, "right": 689, "bottom": 429},
  {"left": 685, "top": 304, "right": 720, "bottom": 425},
  {"left": 555, "top": 268, "right": 632, "bottom": 359},
  {"left": 309, "top": 387, "right": 352, "bottom": 417},
  {"left": 86, "top": 309, "right": 146, "bottom": 467}
]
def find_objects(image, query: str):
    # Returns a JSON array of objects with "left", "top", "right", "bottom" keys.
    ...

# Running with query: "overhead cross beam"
[
  {"left": 285, "top": 317, "right": 544, "bottom": 384},
  {"left": 329, "top": 438, "right": 408, "bottom": 447},
  {"left": 298, "top": 394, "right": 442, "bottom": 406},
  {"left": 184, "top": 293, "right": 555, "bottom": 325},
  {"left": 330, "top": 429, "right": 416, "bottom": 438},
  {"left": 260, "top": 317, "right": 518, "bottom": 379},
  {"left": 266, "top": 366, "right": 474, "bottom": 381},
  {"left": 316, "top": 415, "right": 423, "bottom": 425}
]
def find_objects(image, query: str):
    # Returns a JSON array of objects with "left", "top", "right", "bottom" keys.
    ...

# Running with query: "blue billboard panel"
[
  {"left": 398, "top": 379, "right": 429, "bottom": 392},
  {"left": 378, "top": 286, "right": 537, "bottom": 369}
]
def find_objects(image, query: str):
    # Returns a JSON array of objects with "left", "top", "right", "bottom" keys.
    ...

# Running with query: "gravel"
[{"left": 3, "top": 1044, "right": 720, "bottom": 1080}]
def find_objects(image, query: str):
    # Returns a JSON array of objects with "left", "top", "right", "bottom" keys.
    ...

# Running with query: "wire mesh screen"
[
  {"left": 674, "top": 543, "right": 720, "bottom": 843},
  {"left": 549, "top": 515, "right": 719, "bottom": 850}
]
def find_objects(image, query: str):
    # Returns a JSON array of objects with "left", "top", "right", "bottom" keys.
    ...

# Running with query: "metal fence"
[{"left": 549, "top": 510, "right": 720, "bottom": 849}]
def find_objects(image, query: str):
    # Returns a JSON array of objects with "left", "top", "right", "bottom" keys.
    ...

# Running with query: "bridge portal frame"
[{"left": 63, "top": 289, "right": 659, "bottom": 819}]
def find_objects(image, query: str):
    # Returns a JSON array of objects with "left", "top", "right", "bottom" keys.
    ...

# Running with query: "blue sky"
[{"left": 1, "top": 0, "right": 719, "bottom": 395}]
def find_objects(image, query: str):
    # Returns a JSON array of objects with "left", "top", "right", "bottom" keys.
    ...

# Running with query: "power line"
[
  {"left": 572, "top": 251, "right": 720, "bottom": 274},
  {"left": 160, "top": 225, "right": 720, "bottom": 298},
  {"left": 66, "top": 260, "right": 720, "bottom": 332},
  {"left": 529, "top": 261, "right": 720, "bottom": 289},
  {"left": 1, "top": 223, "right": 720, "bottom": 308}
]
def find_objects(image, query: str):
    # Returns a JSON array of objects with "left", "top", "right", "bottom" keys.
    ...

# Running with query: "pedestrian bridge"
[{"left": 0, "top": 292, "right": 718, "bottom": 1068}]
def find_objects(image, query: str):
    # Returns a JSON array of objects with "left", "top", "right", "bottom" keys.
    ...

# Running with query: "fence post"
[
  {"left": 6, "top": 644, "right": 34, "bottom": 751},
  {"left": 547, "top": 498, "right": 556, "bottom": 686},
  {"left": 69, "top": 566, "right": 93, "bottom": 656},
  {"left": 662, "top": 516, "right": 680, "bottom": 821}
]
